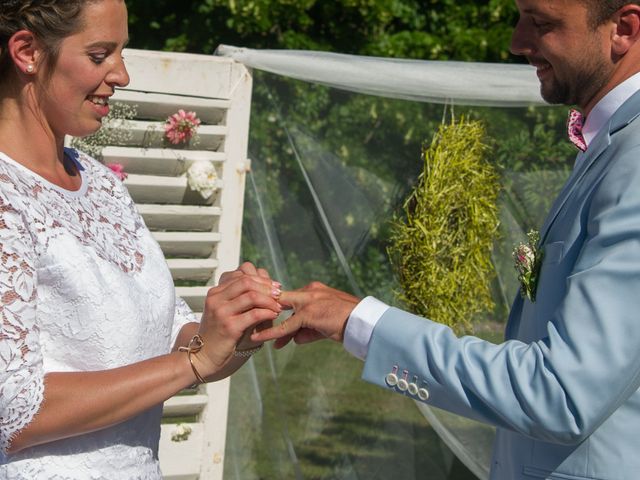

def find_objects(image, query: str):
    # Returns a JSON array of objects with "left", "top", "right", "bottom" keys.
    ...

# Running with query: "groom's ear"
[{"left": 610, "top": 4, "right": 640, "bottom": 57}]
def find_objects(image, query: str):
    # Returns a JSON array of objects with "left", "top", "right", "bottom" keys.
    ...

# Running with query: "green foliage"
[
  {"left": 502, "top": 168, "right": 571, "bottom": 233},
  {"left": 388, "top": 119, "right": 500, "bottom": 334},
  {"left": 486, "top": 105, "right": 574, "bottom": 232},
  {"left": 492, "top": 107, "right": 576, "bottom": 172},
  {"left": 125, "top": 1, "right": 574, "bottom": 254},
  {"left": 126, "top": 0, "right": 518, "bottom": 62}
]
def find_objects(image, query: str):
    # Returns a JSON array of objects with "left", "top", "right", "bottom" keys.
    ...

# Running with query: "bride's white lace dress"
[{"left": 0, "top": 149, "right": 197, "bottom": 479}]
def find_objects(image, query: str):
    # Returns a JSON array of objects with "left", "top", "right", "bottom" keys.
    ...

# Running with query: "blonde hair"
[{"left": 0, "top": 0, "right": 100, "bottom": 81}]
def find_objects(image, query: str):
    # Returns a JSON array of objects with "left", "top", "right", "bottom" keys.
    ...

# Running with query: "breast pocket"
[
  {"left": 534, "top": 241, "right": 566, "bottom": 311},
  {"left": 542, "top": 241, "right": 564, "bottom": 265}
]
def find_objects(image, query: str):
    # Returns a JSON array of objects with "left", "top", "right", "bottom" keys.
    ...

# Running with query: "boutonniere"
[{"left": 513, "top": 230, "right": 543, "bottom": 302}]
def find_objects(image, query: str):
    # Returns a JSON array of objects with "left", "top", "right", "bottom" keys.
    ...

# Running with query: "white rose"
[
  {"left": 170, "top": 423, "right": 192, "bottom": 442},
  {"left": 186, "top": 161, "right": 219, "bottom": 200}
]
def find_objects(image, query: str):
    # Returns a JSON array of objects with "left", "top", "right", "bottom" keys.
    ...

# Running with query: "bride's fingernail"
[
  {"left": 271, "top": 288, "right": 282, "bottom": 298},
  {"left": 272, "top": 281, "right": 282, "bottom": 289}
]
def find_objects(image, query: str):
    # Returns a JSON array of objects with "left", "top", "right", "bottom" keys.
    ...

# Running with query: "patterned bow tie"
[{"left": 567, "top": 109, "right": 587, "bottom": 152}]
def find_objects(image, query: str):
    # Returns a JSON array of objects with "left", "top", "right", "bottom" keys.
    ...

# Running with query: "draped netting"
[
  {"left": 215, "top": 45, "right": 547, "bottom": 107},
  {"left": 217, "top": 47, "right": 574, "bottom": 480}
]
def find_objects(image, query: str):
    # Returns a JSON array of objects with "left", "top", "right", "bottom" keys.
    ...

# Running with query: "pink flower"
[
  {"left": 107, "top": 163, "right": 128, "bottom": 181},
  {"left": 164, "top": 109, "right": 201, "bottom": 145},
  {"left": 514, "top": 245, "right": 534, "bottom": 273}
]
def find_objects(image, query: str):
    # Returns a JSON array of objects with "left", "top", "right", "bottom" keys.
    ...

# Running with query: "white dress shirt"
[
  {"left": 343, "top": 71, "right": 640, "bottom": 361},
  {"left": 582, "top": 71, "right": 640, "bottom": 147}
]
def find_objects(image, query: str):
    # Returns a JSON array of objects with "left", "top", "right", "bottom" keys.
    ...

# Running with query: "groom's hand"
[{"left": 251, "top": 281, "right": 360, "bottom": 349}]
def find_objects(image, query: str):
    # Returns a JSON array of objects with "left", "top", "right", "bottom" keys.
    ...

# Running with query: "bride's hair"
[{"left": 0, "top": 0, "right": 103, "bottom": 81}]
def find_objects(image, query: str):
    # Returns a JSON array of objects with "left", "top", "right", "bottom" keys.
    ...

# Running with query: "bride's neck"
[{"left": 0, "top": 95, "right": 66, "bottom": 172}]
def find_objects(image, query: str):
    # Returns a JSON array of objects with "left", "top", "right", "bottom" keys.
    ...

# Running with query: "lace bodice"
[{"left": 0, "top": 150, "right": 197, "bottom": 479}]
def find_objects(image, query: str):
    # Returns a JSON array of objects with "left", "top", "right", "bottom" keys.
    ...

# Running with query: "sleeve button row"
[{"left": 385, "top": 367, "right": 429, "bottom": 401}]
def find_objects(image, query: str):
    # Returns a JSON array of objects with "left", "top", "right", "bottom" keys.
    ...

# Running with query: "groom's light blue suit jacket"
[{"left": 363, "top": 91, "right": 640, "bottom": 479}]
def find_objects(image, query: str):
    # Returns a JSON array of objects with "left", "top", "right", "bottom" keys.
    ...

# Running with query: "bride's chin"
[{"left": 68, "top": 122, "right": 102, "bottom": 139}]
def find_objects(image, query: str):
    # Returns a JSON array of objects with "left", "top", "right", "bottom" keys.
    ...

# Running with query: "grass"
[{"left": 224, "top": 338, "right": 488, "bottom": 480}]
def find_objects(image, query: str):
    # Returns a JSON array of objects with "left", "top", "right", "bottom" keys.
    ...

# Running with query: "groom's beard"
[{"left": 538, "top": 48, "right": 611, "bottom": 107}]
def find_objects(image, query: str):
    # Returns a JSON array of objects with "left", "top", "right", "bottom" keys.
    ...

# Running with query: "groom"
[{"left": 253, "top": 1, "right": 640, "bottom": 479}]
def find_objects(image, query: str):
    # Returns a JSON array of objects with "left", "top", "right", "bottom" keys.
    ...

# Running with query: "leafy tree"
[{"left": 126, "top": 0, "right": 519, "bottom": 62}]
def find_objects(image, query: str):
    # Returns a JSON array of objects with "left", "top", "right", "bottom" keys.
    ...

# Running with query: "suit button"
[
  {"left": 417, "top": 388, "right": 429, "bottom": 401},
  {"left": 397, "top": 379, "right": 409, "bottom": 392},
  {"left": 408, "top": 382, "right": 419, "bottom": 395},
  {"left": 385, "top": 373, "right": 398, "bottom": 387}
]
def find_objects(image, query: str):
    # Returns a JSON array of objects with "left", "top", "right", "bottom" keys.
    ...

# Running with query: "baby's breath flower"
[{"left": 71, "top": 103, "right": 137, "bottom": 160}]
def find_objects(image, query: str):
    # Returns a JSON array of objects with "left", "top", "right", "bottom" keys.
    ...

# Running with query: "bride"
[{"left": 0, "top": 0, "right": 279, "bottom": 478}]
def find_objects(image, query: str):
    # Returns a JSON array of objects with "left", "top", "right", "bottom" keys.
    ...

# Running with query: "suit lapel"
[
  {"left": 539, "top": 91, "right": 640, "bottom": 243},
  {"left": 538, "top": 132, "right": 609, "bottom": 242}
]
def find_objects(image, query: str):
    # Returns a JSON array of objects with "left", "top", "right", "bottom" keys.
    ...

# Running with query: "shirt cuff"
[{"left": 343, "top": 296, "right": 390, "bottom": 361}]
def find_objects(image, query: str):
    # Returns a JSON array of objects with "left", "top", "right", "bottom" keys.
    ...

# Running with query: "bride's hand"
[
  {"left": 219, "top": 262, "right": 278, "bottom": 349},
  {"left": 218, "top": 261, "right": 273, "bottom": 286},
  {"left": 192, "top": 272, "right": 281, "bottom": 378}
]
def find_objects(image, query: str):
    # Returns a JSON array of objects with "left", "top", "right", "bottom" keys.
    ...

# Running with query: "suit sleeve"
[{"left": 363, "top": 144, "right": 640, "bottom": 446}]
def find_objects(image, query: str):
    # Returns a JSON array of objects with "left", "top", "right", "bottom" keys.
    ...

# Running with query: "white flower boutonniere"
[{"left": 513, "top": 230, "right": 543, "bottom": 302}]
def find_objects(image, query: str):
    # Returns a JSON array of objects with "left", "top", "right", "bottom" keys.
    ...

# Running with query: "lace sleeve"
[
  {"left": 0, "top": 195, "right": 43, "bottom": 457},
  {"left": 171, "top": 297, "right": 199, "bottom": 348}
]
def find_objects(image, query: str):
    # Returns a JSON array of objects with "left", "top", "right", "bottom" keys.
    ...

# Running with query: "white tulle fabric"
[
  {"left": 214, "top": 45, "right": 546, "bottom": 106},
  {"left": 0, "top": 149, "right": 197, "bottom": 479}
]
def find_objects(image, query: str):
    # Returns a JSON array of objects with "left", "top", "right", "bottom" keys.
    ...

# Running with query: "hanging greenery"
[{"left": 388, "top": 118, "right": 500, "bottom": 334}]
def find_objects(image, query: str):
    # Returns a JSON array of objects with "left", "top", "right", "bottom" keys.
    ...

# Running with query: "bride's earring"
[{"left": 26, "top": 64, "right": 34, "bottom": 74}]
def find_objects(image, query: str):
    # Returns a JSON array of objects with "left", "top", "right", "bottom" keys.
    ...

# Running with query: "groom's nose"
[{"left": 510, "top": 17, "right": 537, "bottom": 58}]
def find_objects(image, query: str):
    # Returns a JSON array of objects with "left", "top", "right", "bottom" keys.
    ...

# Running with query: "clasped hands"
[{"left": 192, "top": 262, "right": 360, "bottom": 380}]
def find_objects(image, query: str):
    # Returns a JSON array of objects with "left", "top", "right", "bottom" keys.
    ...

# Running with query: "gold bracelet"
[
  {"left": 178, "top": 334, "right": 206, "bottom": 385},
  {"left": 233, "top": 343, "right": 264, "bottom": 358}
]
